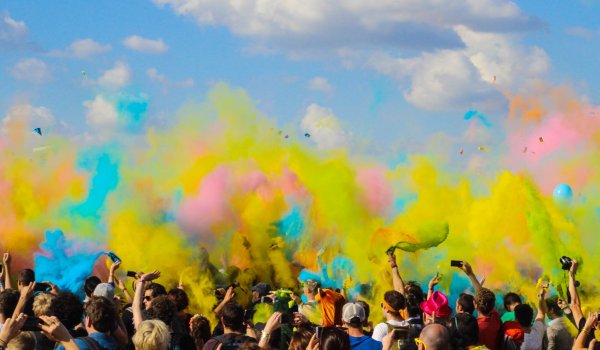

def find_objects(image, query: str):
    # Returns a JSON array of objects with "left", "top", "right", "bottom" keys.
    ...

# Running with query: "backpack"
[{"left": 386, "top": 323, "right": 418, "bottom": 350}]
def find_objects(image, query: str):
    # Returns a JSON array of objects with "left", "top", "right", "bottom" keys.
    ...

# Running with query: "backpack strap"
[{"left": 80, "top": 337, "right": 103, "bottom": 350}]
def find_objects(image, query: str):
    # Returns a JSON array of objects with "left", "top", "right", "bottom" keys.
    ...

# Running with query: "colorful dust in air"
[{"left": 1, "top": 83, "right": 600, "bottom": 317}]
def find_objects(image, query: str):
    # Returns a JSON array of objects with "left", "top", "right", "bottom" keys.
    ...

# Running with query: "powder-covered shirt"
[{"left": 478, "top": 309, "right": 503, "bottom": 350}]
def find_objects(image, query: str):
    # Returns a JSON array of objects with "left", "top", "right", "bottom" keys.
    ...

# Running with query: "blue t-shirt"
[
  {"left": 350, "top": 335, "right": 383, "bottom": 350},
  {"left": 57, "top": 332, "right": 118, "bottom": 350}
]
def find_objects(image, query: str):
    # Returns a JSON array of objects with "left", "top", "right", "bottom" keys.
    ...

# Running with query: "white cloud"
[
  {"left": 122, "top": 35, "right": 168, "bottom": 54},
  {"left": 83, "top": 95, "right": 118, "bottom": 128},
  {"left": 308, "top": 77, "right": 333, "bottom": 93},
  {"left": 10, "top": 58, "right": 52, "bottom": 83},
  {"left": 153, "top": 0, "right": 541, "bottom": 52},
  {"left": 147, "top": 67, "right": 194, "bottom": 88},
  {"left": 50, "top": 38, "right": 111, "bottom": 58},
  {"left": 565, "top": 26, "right": 598, "bottom": 40},
  {"left": 0, "top": 12, "right": 28, "bottom": 50},
  {"left": 98, "top": 61, "right": 132, "bottom": 88},
  {"left": 369, "top": 26, "right": 549, "bottom": 111},
  {"left": 300, "top": 103, "right": 349, "bottom": 150},
  {"left": 2, "top": 104, "right": 55, "bottom": 131}
]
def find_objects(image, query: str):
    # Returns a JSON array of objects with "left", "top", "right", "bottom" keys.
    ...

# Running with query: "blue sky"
[{"left": 1, "top": 0, "right": 599, "bottom": 154}]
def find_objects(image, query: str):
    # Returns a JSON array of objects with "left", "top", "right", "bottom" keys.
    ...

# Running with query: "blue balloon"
[{"left": 553, "top": 184, "right": 573, "bottom": 201}]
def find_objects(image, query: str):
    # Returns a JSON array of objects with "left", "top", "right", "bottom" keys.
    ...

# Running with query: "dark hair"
[
  {"left": 237, "top": 342, "right": 261, "bottom": 350},
  {"left": 458, "top": 293, "right": 475, "bottom": 314},
  {"left": 405, "top": 281, "right": 425, "bottom": 302},
  {"left": 545, "top": 298, "right": 562, "bottom": 317},
  {"left": 18, "top": 269, "right": 35, "bottom": 286},
  {"left": 474, "top": 288, "right": 495, "bottom": 315},
  {"left": 147, "top": 283, "right": 167, "bottom": 298},
  {"left": 220, "top": 302, "right": 245, "bottom": 333},
  {"left": 289, "top": 325, "right": 315, "bottom": 350},
  {"left": 190, "top": 315, "right": 211, "bottom": 349},
  {"left": 356, "top": 300, "right": 370, "bottom": 325},
  {"left": 384, "top": 290, "right": 406, "bottom": 316},
  {"left": 168, "top": 288, "right": 189, "bottom": 312},
  {"left": 514, "top": 304, "right": 534, "bottom": 328},
  {"left": 84, "top": 276, "right": 102, "bottom": 298},
  {"left": 85, "top": 296, "right": 117, "bottom": 333},
  {"left": 52, "top": 292, "right": 84, "bottom": 329},
  {"left": 321, "top": 327, "right": 351, "bottom": 350},
  {"left": 148, "top": 295, "right": 176, "bottom": 325},
  {"left": 0, "top": 290, "right": 20, "bottom": 317},
  {"left": 503, "top": 293, "right": 522, "bottom": 311},
  {"left": 454, "top": 313, "right": 479, "bottom": 347},
  {"left": 406, "top": 293, "right": 422, "bottom": 317}
]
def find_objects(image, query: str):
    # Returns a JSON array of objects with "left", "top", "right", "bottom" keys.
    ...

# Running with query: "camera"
[{"left": 560, "top": 256, "right": 572, "bottom": 271}]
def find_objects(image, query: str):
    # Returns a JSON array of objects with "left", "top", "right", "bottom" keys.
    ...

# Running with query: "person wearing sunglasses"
[{"left": 381, "top": 324, "right": 450, "bottom": 350}]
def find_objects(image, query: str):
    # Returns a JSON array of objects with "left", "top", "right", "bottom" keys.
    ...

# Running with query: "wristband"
[{"left": 390, "top": 264, "right": 398, "bottom": 269}]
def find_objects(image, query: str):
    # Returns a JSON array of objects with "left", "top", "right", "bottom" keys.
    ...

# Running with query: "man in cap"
[
  {"left": 251, "top": 283, "right": 271, "bottom": 304},
  {"left": 343, "top": 302, "right": 382, "bottom": 350}
]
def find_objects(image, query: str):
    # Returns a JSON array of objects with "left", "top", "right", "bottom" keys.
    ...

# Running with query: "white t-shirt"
[
  {"left": 372, "top": 319, "right": 410, "bottom": 342},
  {"left": 521, "top": 320, "right": 546, "bottom": 350}
]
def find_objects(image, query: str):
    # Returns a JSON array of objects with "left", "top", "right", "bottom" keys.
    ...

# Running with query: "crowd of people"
[{"left": 0, "top": 250, "right": 597, "bottom": 350}]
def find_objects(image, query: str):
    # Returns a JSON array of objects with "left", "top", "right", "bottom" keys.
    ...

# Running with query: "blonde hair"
[
  {"left": 7, "top": 331, "right": 36, "bottom": 349},
  {"left": 132, "top": 319, "right": 172, "bottom": 350},
  {"left": 33, "top": 292, "right": 56, "bottom": 316}
]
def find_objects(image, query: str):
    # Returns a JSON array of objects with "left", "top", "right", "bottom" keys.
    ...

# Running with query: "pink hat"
[{"left": 420, "top": 291, "right": 452, "bottom": 318}]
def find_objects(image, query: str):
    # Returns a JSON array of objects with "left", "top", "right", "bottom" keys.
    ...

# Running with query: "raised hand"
[
  {"left": 0, "top": 313, "right": 28, "bottom": 344},
  {"left": 38, "top": 315, "right": 73, "bottom": 343},
  {"left": 140, "top": 270, "right": 161, "bottom": 282}
]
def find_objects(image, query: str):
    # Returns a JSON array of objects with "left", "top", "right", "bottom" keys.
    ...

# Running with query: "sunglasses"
[
  {"left": 414, "top": 338, "right": 427, "bottom": 350},
  {"left": 143, "top": 296, "right": 153, "bottom": 302}
]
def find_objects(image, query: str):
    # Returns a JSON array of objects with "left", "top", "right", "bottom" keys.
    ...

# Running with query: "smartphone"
[
  {"left": 315, "top": 326, "right": 323, "bottom": 340},
  {"left": 260, "top": 296, "right": 273, "bottom": 304},
  {"left": 107, "top": 252, "right": 121, "bottom": 263},
  {"left": 33, "top": 282, "right": 51, "bottom": 292},
  {"left": 126, "top": 271, "right": 137, "bottom": 278},
  {"left": 450, "top": 260, "right": 463, "bottom": 267}
]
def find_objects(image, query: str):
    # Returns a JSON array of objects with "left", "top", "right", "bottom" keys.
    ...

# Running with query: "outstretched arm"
[
  {"left": 388, "top": 253, "right": 406, "bottom": 295},
  {"left": 133, "top": 271, "right": 160, "bottom": 330},
  {"left": 108, "top": 260, "right": 121, "bottom": 285},
  {"left": 427, "top": 273, "right": 441, "bottom": 300},
  {"left": 459, "top": 261, "right": 482, "bottom": 293},
  {"left": 569, "top": 259, "right": 584, "bottom": 327},
  {"left": 536, "top": 287, "right": 548, "bottom": 322},
  {"left": 3, "top": 252, "right": 12, "bottom": 290}
]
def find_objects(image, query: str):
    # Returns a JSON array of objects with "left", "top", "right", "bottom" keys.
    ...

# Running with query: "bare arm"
[
  {"left": 388, "top": 253, "right": 406, "bottom": 295},
  {"left": 573, "top": 312, "right": 597, "bottom": 350},
  {"left": 115, "top": 276, "right": 133, "bottom": 304},
  {"left": 133, "top": 271, "right": 160, "bottom": 330},
  {"left": 213, "top": 287, "right": 235, "bottom": 316},
  {"left": 107, "top": 260, "right": 121, "bottom": 284},
  {"left": 459, "top": 261, "right": 482, "bottom": 293},
  {"left": 3, "top": 253, "right": 12, "bottom": 290},
  {"left": 12, "top": 282, "right": 35, "bottom": 319},
  {"left": 569, "top": 259, "right": 584, "bottom": 327},
  {"left": 536, "top": 287, "right": 547, "bottom": 322},
  {"left": 39, "top": 315, "right": 81, "bottom": 350},
  {"left": 259, "top": 312, "right": 281, "bottom": 348},
  {"left": 427, "top": 273, "right": 441, "bottom": 300}
]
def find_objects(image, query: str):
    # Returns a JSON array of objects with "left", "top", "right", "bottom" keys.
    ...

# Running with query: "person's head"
[
  {"left": 288, "top": 325, "right": 314, "bottom": 350},
  {"left": 0, "top": 289, "right": 19, "bottom": 321},
  {"left": 342, "top": 302, "right": 366, "bottom": 329},
  {"left": 545, "top": 298, "right": 563, "bottom": 319},
  {"left": 85, "top": 296, "right": 117, "bottom": 333},
  {"left": 51, "top": 291, "right": 84, "bottom": 330},
  {"left": 220, "top": 302, "right": 245, "bottom": 333},
  {"left": 421, "top": 291, "right": 452, "bottom": 324},
  {"left": 144, "top": 283, "right": 167, "bottom": 310},
  {"left": 454, "top": 313, "right": 479, "bottom": 348},
  {"left": 356, "top": 300, "right": 371, "bottom": 326},
  {"left": 406, "top": 292, "right": 423, "bottom": 318},
  {"left": 190, "top": 314, "right": 211, "bottom": 350},
  {"left": 237, "top": 343, "right": 261, "bottom": 350},
  {"left": 84, "top": 276, "right": 102, "bottom": 298},
  {"left": 514, "top": 303, "right": 534, "bottom": 328},
  {"left": 418, "top": 324, "right": 451, "bottom": 350},
  {"left": 303, "top": 280, "right": 320, "bottom": 299},
  {"left": 405, "top": 281, "right": 425, "bottom": 303},
  {"left": 132, "top": 319, "right": 172, "bottom": 350},
  {"left": 320, "top": 327, "right": 351, "bottom": 350},
  {"left": 17, "top": 269, "right": 35, "bottom": 290},
  {"left": 148, "top": 295, "right": 176, "bottom": 326},
  {"left": 93, "top": 283, "right": 115, "bottom": 301},
  {"left": 474, "top": 288, "right": 496, "bottom": 316},
  {"left": 251, "top": 282, "right": 271, "bottom": 303},
  {"left": 168, "top": 288, "right": 189, "bottom": 312},
  {"left": 382, "top": 290, "right": 406, "bottom": 320},
  {"left": 503, "top": 293, "right": 522, "bottom": 312},
  {"left": 456, "top": 293, "right": 475, "bottom": 315},
  {"left": 7, "top": 331, "right": 36, "bottom": 349},
  {"left": 33, "top": 292, "right": 56, "bottom": 317}
]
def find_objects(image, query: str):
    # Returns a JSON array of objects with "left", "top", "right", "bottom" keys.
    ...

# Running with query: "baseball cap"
[
  {"left": 342, "top": 302, "right": 366, "bottom": 325},
  {"left": 251, "top": 282, "right": 271, "bottom": 297},
  {"left": 93, "top": 283, "right": 115, "bottom": 300}
]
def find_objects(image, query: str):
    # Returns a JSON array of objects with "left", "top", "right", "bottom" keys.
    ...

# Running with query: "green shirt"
[{"left": 501, "top": 311, "right": 515, "bottom": 323}]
